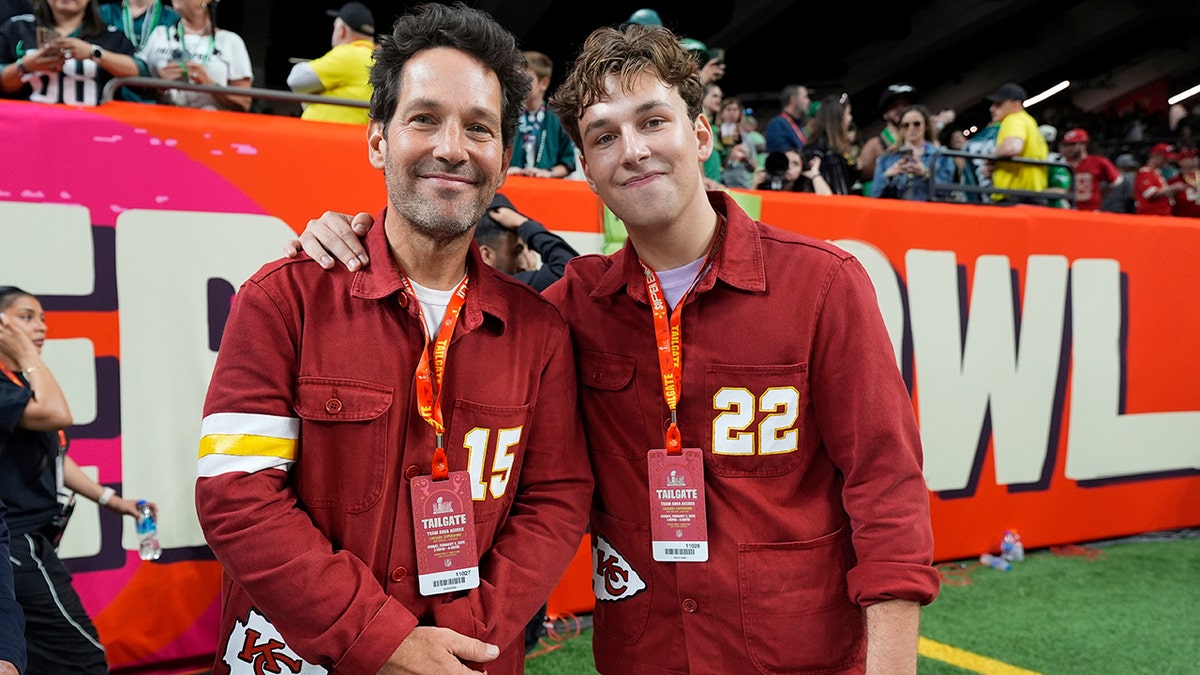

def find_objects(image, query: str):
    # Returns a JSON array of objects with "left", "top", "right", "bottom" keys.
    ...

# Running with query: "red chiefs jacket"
[
  {"left": 196, "top": 220, "right": 592, "bottom": 674},
  {"left": 544, "top": 192, "right": 939, "bottom": 674}
]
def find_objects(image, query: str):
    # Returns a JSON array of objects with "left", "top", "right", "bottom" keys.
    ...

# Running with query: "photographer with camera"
[{"left": 754, "top": 149, "right": 832, "bottom": 195}]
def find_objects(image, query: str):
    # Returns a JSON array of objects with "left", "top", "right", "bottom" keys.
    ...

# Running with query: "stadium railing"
[
  {"left": 101, "top": 76, "right": 370, "bottom": 111},
  {"left": 928, "top": 148, "right": 1076, "bottom": 207}
]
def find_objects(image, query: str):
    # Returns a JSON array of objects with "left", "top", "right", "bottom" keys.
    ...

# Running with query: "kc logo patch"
[
  {"left": 222, "top": 608, "right": 327, "bottom": 674},
  {"left": 593, "top": 535, "right": 646, "bottom": 602}
]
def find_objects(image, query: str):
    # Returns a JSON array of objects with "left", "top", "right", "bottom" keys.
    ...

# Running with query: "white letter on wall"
[
  {"left": 830, "top": 239, "right": 905, "bottom": 368},
  {"left": 116, "top": 210, "right": 295, "bottom": 551},
  {"left": 1067, "top": 259, "right": 1200, "bottom": 479},
  {"left": 907, "top": 251, "right": 1068, "bottom": 492},
  {"left": 0, "top": 203, "right": 98, "bottom": 423}
]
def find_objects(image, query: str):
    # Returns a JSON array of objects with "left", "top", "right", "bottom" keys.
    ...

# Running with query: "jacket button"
[
  {"left": 325, "top": 398, "right": 342, "bottom": 414},
  {"left": 390, "top": 567, "right": 407, "bottom": 582},
  {"left": 398, "top": 293, "right": 409, "bottom": 308},
  {"left": 681, "top": 598, "right": 698, "bottom": 613},
  {"left": 404, "top": 465, "right": 420, "bottom": 480}
]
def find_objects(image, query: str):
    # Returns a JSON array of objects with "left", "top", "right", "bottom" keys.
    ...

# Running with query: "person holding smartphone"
[
  {"left": 0, "top": 0, "right": 143, "bottom": 106},
  {"left": 136, "top": 0, "right": 253, "bottom": 111},
  {"left": 871, "top": 104, "right": 955, "bottom": 201}
]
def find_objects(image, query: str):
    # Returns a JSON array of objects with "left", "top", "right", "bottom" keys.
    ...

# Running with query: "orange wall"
[{"left": 4, "top": 99, "right": 1198, "bottom": 664}]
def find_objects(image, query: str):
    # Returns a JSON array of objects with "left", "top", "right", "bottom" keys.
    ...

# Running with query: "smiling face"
[
  {"left": 576, "top": 72, "right": 711, "bottom": 233},
  {"left": 368, "top": 47, "right": 511, "bottom": 243}
]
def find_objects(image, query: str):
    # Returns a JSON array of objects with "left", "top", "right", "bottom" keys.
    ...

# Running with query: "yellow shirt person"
[
  {"left": 986, "top": 83, "right": 1049, "bottom": 197},
  {"left": 287, "top": 2, "right": 375, "bottom": 125}
]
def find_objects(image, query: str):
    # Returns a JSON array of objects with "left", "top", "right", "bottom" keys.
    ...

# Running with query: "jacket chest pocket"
[
  {"left": 577, "top": 349, "right": 648, "bottom": 459},
  {"left": 293, "top": 377, "right": 393, "bottom": 513},
  {"left": 702, "top": 362, "right": 809, "bottom": 477},
  {"left": 445, "top": 399, "right": 533, "bottom": 522}
]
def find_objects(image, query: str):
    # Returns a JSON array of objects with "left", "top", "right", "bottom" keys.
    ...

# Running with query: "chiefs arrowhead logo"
[
  {"left": 222, "top": 608, "right": 327, "bottom": 674},
  {"left": 592, "top": 535, "right": 646, "bottom": 602}
]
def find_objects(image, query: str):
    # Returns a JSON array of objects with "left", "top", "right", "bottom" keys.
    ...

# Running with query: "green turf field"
[{"left": 524, "top": 532, "right": 1200, "bottom": 674}]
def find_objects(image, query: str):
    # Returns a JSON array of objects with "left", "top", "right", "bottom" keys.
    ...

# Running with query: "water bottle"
[
  {"left": 136, "top": 500, "right": 161, "bottom": 561},
  {"left": 1000, "top": 529, "right": 1025, "bottom": 562},
  {"left": 979, "top": 553, "right": 1011, "bottom": 571}
]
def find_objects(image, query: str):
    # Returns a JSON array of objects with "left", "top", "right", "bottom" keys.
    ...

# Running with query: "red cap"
[
  {"left": 1061, "top": 128, "right": 1089, "bottom": 144},
  {"left": 1177, "top": 147, "right": 1198, "bottom": 159},
  {"left": 1149, "top": 143, "right": 1177, "bottom": 158}
]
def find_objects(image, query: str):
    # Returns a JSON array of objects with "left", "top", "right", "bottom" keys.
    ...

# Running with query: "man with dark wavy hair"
[{"left": 196, "top": 4, "right": 591, "bottom": 674}]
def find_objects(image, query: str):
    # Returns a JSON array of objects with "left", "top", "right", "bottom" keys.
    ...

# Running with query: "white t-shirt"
[
  {"left": 137, "top": 24, "right": 253, "bottom": 110},
  {"left": 408, "top": 278, "right": 462, "bottom": 338},
  {"left": 654, "top": 257, "right": 706, "bottom": 310}
]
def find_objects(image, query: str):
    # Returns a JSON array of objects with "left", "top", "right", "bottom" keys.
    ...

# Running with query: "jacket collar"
[
  {"left": 350, "top": 208, "right": 510, "bottom": 334},
  {"left": 591, "top": 191, "right": 767, "bottom": 304}
]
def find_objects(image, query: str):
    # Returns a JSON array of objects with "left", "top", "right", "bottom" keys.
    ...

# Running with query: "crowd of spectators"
[
  {"left": 712, "top": 77, "right": 1200, "bottom": 217},
  {"left": 1, "top": 0, "right": 1197, "bottom": 216}
]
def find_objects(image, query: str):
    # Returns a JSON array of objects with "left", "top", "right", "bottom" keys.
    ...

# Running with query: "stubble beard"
[{"left": 384, "top": 157, "right": 492, "bottom": 243}]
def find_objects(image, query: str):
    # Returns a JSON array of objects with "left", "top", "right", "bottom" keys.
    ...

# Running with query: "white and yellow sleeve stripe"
[{"left": 198, "top": 412, "right": 300, "bottom": 477}]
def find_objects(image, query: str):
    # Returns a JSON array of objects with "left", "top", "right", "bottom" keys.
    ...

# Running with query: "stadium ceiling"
[
  {"left": 269, "top": 0, "right": 1200, "bottom": 131},
  {"left": 478, "top": 0, "right": 1200, "bottom": 126}
]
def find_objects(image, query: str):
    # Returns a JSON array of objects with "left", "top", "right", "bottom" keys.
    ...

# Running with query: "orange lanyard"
[
  {"left": 0, "top": 366, "right": 20, "bottom": 387},
  {"left": 639, "top": 219, "right": 726, "bottom": 455},
  {"left": 397, "top": 272, "right": 470, "bottom": 479}
]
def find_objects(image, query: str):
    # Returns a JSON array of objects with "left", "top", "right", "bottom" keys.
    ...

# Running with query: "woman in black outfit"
[
  {"left": 802, "top": 94, "right": 862, "bottom": 195},
  {"left": 0, "top": 286, "right": 155, "bottom": 674}
]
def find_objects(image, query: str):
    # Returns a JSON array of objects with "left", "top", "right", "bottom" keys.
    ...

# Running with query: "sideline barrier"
[
  {"left": 926, "top": 147, "right": 1077, "bottom": 205},
  {"left": 3, "top": 100, "right": 1198, "bottom": 670}
]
